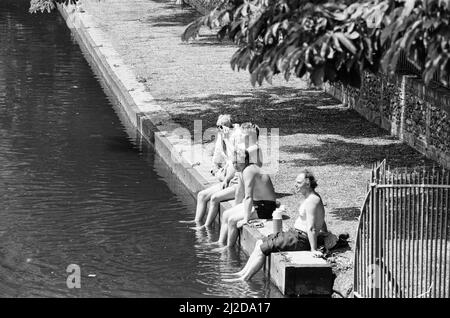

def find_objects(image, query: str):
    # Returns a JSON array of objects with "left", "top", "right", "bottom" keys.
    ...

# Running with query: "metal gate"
[{"left": 354, "top": 160, "right": 450, "bottom": 297}]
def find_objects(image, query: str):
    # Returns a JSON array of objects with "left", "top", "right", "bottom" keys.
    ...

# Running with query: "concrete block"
[
  {"left": 270, "top": 251, "right": 333, "bottom": 297},
  {"left": 240, "top": 225, "right": 265, "bottom": 255}
]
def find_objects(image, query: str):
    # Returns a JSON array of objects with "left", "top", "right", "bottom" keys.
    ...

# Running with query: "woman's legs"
[
  {"left": 193, "top": 183, "right": 221, "bottom": 223},
  {"left": 204, "top": 185, "right": 236, "bottom": 228}
]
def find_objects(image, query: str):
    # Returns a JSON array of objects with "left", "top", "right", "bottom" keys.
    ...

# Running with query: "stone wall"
[{"left": 325, "top": 72, "right": 450, "bottom": 169}]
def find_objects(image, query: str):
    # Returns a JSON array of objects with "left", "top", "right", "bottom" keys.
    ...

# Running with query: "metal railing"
[
  {"left": 354, "top": 160, "right": 450, "bottom": 298},
  {"left": 397, "top": 50, "right": 450, "bottom": 89}
]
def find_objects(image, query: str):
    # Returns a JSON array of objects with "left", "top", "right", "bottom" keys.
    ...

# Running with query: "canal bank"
[{"left": 56, "top": 0, "right": 438, "bottom": 297}]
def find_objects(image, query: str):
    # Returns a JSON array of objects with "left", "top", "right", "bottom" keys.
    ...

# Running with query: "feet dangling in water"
[
  {"left": 179, "top": 219, "right": 197, "bottom": 224},
  {"left": 211, "top": 245, "right": 229, "bottom": 253},
  {"left": 222, "top": 276, "right": 246, "bottom": 283},
  {"left": 204, "top": 240, "right": 221, "bottom": 247},
  {"left": 189, "top": 224, "right": 206, "bottom": 230},
  {"left": 224, "top": 269, "right": 246, "bottom": 276}
]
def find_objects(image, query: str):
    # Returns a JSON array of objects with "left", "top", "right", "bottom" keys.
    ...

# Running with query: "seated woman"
[
  {"left": 223, "top": 169, "right": 328, "bottom": 282},
  {"left": 181, "top": 114, "right": 238, "bottom": 228}
]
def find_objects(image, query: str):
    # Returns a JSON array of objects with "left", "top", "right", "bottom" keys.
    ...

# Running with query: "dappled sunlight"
[
  {"left": 139, "top": 3, "right": 201, "bottom": 28},
  {"left": 281, "top": 137, "right": 432, "bottom": 168}
]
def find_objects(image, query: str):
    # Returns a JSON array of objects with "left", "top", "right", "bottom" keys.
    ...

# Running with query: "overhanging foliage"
[
  {"left": 29, "top": 0, "right": 78, "bottom": 13},
  {"left": 182, "top": 0, "right": 450, "bottom": 88}
]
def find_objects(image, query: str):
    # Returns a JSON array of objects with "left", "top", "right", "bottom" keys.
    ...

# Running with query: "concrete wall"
[{"left": 325, "top": 72, "right": 450, "bottom": 169}]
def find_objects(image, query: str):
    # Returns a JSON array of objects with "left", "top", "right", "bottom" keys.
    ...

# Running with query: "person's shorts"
[
  {"left": 259, "top": 229, "right": 325, "bottom": 256},
  {"left": 253, "top": 200, "right": 277, "bottom": 219}
]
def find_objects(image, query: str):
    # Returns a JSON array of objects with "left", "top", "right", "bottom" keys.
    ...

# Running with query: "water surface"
[{"left": 0, "top": 4, "right": 280, "bottom": 297}]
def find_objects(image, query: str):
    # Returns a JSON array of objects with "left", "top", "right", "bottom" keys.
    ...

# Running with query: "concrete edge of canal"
[{"left": 56, "top": 4, "right": 262, "bottom": 258}]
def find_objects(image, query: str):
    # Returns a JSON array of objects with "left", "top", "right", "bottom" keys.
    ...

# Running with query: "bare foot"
[
  {"left": 189, "top": 224, "right": 207, "bottom": 230},
  {"left": 222, "top": 271, "right": 244, "bottom": 276},
  {"left": 211, "top": 246, "right": 229, "bottom": 253},
  {"left": 222, "top": 276, "right": 246, "bottom": 283},
  {"left": 204, "top": 241, "right": 221, "bottom": 246},
  {"left": 179, "top": 220, "right": 197, "bottom": 224},
  {"left": 223, "top": 269, "right": 246, "bottom": 276}
]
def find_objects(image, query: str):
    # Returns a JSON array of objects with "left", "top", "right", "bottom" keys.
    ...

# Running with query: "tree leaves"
[
  {"left": 381, "top": 0, "right": 450, "bottom": 86},
  {"left": 183, "top": 0, "right": 450, "bottom": 88},
  {"left": 29, "top": 0, "right": 78, "bottom": 13},
  {"left": 311, "top": 65, "right": 325, "bottom": 86},
  {"left": 334, "top": 32, "right": 357, "bottom": 54}
]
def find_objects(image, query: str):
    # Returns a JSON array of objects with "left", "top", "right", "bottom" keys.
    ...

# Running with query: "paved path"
[{"left": 80, "top": 0, "right": 435, "bottom": 296}]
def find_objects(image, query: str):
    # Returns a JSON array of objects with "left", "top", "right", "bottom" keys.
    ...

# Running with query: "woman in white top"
[{"left": 182, "top": 115, "right": 238, "bottom": 228}]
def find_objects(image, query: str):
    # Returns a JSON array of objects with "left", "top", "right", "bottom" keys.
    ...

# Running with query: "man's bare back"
[{"left": 241, "top": 164, "right": 276, "bottom": 202}]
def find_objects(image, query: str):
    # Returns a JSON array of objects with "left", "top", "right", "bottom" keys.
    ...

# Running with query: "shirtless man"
[
  {"left": 212, "top": 144, "right": 277, "bottom": 251},
  {"left": 224, "top": 169, "right": 327, "bottom": 281}
]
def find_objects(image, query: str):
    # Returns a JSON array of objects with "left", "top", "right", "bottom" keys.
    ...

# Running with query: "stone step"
[{"left": 270, "top": 251, "right": 333, "bottom": 297}]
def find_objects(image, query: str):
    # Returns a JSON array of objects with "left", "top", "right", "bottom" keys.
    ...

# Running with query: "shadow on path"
[
  {"left": 329, "top": 207, "right": 361, "bottom": 222},
  {"left": 159, "top": 86, "right": 382, "bottom": 136},
  {"left": 281, "top": 138, "right": 434, "bottom": 169},
  {"left": 140, "top": 2, "right": 201, "bottom": 27},
  {"left": 158, "top": 86, "right": 436, "bottom": 169},
  {"left": 184, "top": 34, "right": 236, "bottom": 47}
]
